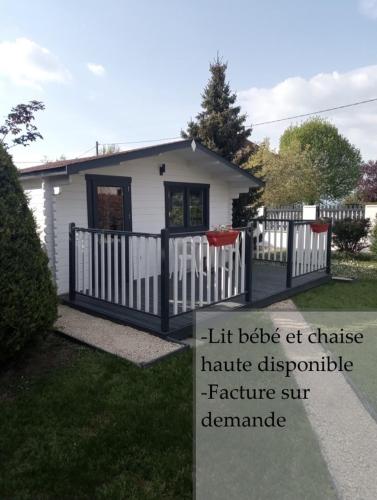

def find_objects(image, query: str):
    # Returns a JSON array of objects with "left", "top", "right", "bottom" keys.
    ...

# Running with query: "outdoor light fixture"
[{"left": 159, "top": 163, "right": 166, "bottom": 176}]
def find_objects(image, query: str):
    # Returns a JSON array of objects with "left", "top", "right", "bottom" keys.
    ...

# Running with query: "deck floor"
[{"left": 65, "top": 260, "right": 330, "bottom": 339}]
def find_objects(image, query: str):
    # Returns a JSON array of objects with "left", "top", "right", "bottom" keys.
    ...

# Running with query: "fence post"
[
  {"left": 160, "top": 228, "right": 170, "bottom": 333},
  {"left": 303, "top": 205, "right": 318, "bottom": 221},
  {"left": 286, "top": 221, "right": 294, "bottom": 288},
  {"left": 69, "top": 222, "right": 76, "bottom": 301},
  {"left": 245, "top": 222, "right": 253, "bottom": 303},
  {"left": 257, "top": 206, "right": 266, "bottom": 218},
  {"left": 326, "top": 222, "right": 332, "bottom": 275}
]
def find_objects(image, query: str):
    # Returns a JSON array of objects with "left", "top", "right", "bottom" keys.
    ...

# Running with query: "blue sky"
[{"left": 1, "top": 0, "right": 377, "bottom": 166}]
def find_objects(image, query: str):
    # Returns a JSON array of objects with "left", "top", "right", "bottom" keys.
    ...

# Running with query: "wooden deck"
[{"left": 63, "top": 260, "right": 331, "bottom": 339}]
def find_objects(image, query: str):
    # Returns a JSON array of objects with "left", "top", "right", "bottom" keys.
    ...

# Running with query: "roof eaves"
[
  {"left": 19, "top": 165, "right": 68, "bottom": 179},
  {"left": 195, "top": 142, "right": 264, "bottom": 187}
]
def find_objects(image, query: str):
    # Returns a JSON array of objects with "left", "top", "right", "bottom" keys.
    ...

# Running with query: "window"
[
  {"left": 86, "top": 175, "right": 132, "bottom": 231},
  {"left": 165, "top": 182, "right": 209, "bottom": 231},
  {"left": 96, "top": 186, "right": 124, "bottom": 230}
]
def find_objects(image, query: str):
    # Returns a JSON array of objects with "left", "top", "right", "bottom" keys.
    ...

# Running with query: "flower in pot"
[
  {"left": 206, "top": 225, "right": 240, "bottom": 247},
  {"left": 310, "top": 217, "right": 331, "bottom": 233}
]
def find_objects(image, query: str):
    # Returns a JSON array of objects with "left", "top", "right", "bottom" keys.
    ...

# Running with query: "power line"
[
  {"left": 15, "top": 96, "right": 377, "bottom": 162},
  {"left": 78, "top": 145, "right": 96, "bottom": 157},
  {"left": 99, "top": 136, "right": 181, "bottom": 146},
  {"left": 99, "top": 97, "right": 377, "bottom": 146},
  {"left": 250, "top": 97, "right": 377, "bottom": 127},
  {"left": 16, "top": 145, "right": 96, "bottom": 164}
]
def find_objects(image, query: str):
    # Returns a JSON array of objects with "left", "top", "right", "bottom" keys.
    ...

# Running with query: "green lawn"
[
  {"left": 0, "top": 338, "right": 192, "bottom": 500},
  {"left": 195, "top": 313, "right": 337, "bottom": 500},
  {"left": 2, "top": 253, "right": 376, "bottom": 499},
  {"left": 294, "top": 279, "right": 377, "bottom": 310},
  {"left": 0, "top": 330, "right": 338, "bottom": 499},
  {"left": 332, "top": 251, "right": 377, "bottom": 281},
  {"left": 294, "top": 253, "right": 377, "bottom": 413}
]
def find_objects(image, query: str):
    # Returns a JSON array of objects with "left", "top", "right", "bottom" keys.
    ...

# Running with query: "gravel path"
[
  {"left": 268, "top": 301, "right": 377, "bottom": 500},
  {"left": 55, "top": 305, "right": 184, "bottom": 366}
]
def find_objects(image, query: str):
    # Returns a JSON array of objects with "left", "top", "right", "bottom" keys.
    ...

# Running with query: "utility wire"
[
  {"left": 15, "top": 96, "right": 377, "bottom": 162},
  {"left": 16, "top": 145, "right": 97, "bottom": 164},
  {"left": 77, "top": 145, "right": 96, "bottom": 157},
  {"left": 99, "top": 136, "right": 181, "bottom": 146},
  {"left": 99, "top": 96, "right": 377, "bottom": 146},
  {"left": 250, "top": 97, "right": 377, "bottom": 127}
]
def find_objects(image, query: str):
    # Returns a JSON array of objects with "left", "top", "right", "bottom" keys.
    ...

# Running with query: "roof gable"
[{"left": 19, "top": 139, "right": 263, "bottom": 187}]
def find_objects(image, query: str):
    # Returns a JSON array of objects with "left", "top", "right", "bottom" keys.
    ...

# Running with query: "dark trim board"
[
  {"left": 61, "top": 273, "right": 332, "bottom": 340},
  {"left": 247, "top": 274, "right": 331, "bottom": 309},
  {"left": 60, "top": 293, "right": 194, "bottom": 339}
]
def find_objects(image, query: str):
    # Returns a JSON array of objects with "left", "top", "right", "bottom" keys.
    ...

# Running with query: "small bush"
[
  {"left": 371, "top": 217, "right": 377, "bottom": 257},
  {"left": 332, "top": 217, "right": 371, "bottom": 254},
  {"left": 0, "top": 145, "right": 57, "bottom": 364}
]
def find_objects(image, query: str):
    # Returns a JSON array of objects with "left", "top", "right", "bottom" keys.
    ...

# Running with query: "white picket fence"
[
  {"left": 292, "top": 222, "right": 329, "bottom": 277},
  {"left": 252, "top": 219, "right": 330, "bottom": 278},
  {"left": 169, "top": 231, "right": 246, "bottom": 314},
  {"left": 74, "top": 229, "right": 161, "bottom": 315},
  {"left": 319, "top": 204, "right": 365, "bottom": 221},
  {"left": 253, "top": 219, "right": 288, "bottom": 262},
  {"left": 72, "top": 222, "right": 329, "bottom": 324},
  {"left": 264, "top": 206, "right": 303, "bottom": 221},
  {"left": 73, "top": 227, "right": 247, "bottom": 317}
]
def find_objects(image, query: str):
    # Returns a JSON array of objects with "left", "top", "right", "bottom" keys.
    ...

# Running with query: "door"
[
  {"left": 86, "top": 174, "right": 132, "bottom": 231},
  {"left": 86, "top": 174, "right": 133, "bottom": 296}
]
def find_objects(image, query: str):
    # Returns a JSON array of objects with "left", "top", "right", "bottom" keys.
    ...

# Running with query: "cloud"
[
  {"left": 0, "top": 37, "right": 71, "bottom": 88},
  {"left": 238, "top": 64, "right": 377, "bottom": 160},
  {"left": 359, "top": 0, "right": 377, "bottom": 18},
  {"left": 87, "top": 63, "right": 106, "bottom": 77}
]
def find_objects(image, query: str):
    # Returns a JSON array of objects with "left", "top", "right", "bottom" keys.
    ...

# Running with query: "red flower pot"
[
  {"left": 206, "top": 230, "right": 240, "bottom": 247},
  {"left": 310, "top": 222, "right": 330, "bottom": 233}
]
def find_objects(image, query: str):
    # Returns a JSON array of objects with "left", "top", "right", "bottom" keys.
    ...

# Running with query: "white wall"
[
  {"left": 53, "top": 156, "right": 247, "bottom": 294},
  {"left": 53, "top": 176, "right": 87, "bottom": 294},
  {"left": 365, "top": 204, "right": 377, "bottom": 227},
  {"left": 25, "top": 188, "right": 45, "bottom": 241}
]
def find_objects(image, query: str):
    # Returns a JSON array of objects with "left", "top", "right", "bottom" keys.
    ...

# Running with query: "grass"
[
  {"left": 195, "top": 313, "right": 337, "bottom": 499},
  {"left": 294, "top": 252, "right": 377, "bottom": 413},
  {"left": 3, "top": 252, "right": 376, "bottom": 499},
  {"left": 294, "top": 279, "right": 377, "bottom": 310},
  {"left": 331, "top": 251, "right": 377, "bottom": 281},
  {"left": 0, "top": 337, "right": 192, "bottom": 500},
  {"left": 0, "top": 329, "right": 338, "bottom": 499}
]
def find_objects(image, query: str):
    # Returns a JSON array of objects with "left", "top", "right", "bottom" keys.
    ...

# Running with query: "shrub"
[
  {"left": 332, "top": 217, "right": 371, "bottom": 254},
  {"left": 0, "top": 145, "right": 57, "bottom": 364},
  {"left": 371, "top": 217, "right": 377, "bottom": 257}
]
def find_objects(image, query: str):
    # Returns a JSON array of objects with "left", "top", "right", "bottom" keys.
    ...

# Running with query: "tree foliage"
[
  {"left": 280, "top": 117, "right": 361, "bottom": 200},
  {"left": 357, "top": 160, "right": 377, "bottom": 202},
  {"left": 100, "top": 144, "right": 120, "bottom": 155},
  {"left": 0, "top": 101, "right": 45, "bottom": 149},
  {"left": 245, "top": 139, "right": 321, "bottom": 205},
  {"left": 182, "top": 55, "right": 251, "bottom": 163},
  {"left": 0, "top": 145, "right": 57, "bottom": 363},
  {"left": 182, "top": 56, "right": 262, "bottom": 224}
]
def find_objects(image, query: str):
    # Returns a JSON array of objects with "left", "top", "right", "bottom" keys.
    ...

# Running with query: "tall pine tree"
[{"left": 182, "top": 56, "right": 262, "bottom": 225}]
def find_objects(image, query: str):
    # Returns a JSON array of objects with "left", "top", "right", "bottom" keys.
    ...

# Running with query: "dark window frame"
[
  {"left": 164, "top": 181, "right": 209, "bottom": 232},
  {"left": 86, "top": 174, "right": 132, "bottom": 231}
]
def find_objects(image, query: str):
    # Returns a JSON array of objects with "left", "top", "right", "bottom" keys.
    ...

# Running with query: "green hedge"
[{"left": 0, "top": 145, "right": 57, "bottom": 364}]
